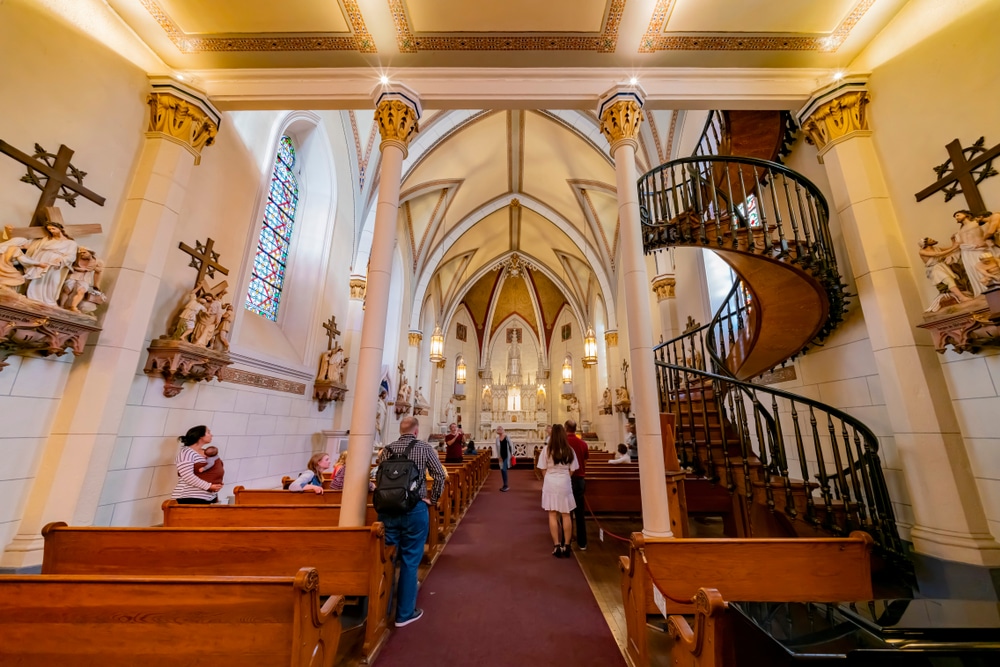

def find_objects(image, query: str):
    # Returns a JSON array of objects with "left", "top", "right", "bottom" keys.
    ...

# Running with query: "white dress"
[{"left": 538, "top": 446, "right": 578, "bottom": 513}]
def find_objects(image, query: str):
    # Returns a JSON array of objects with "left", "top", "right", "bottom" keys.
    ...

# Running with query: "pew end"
[{"left": 666, "top": 588, "right": 729, "bottom": 667}]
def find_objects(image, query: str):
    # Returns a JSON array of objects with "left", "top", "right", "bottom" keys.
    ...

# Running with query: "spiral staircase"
[{"left": 642, "top": 111, "right": 909, "bottom": 572}]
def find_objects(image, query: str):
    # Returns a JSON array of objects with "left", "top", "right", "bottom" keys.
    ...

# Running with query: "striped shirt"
[
  {"left": 171, "top": 446, "right": 217, "bottom": 501},
  {"left": 377, "top": 434, "right": 447, "bottom": 504}
]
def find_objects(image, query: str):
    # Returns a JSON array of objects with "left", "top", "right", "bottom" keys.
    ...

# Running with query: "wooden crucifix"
[
  {"left": 178, "top": 238, "right": 230, "bottom": 295},
  {"left": 322, "top": 315, "right": 340, "bottom": 350},
  {"left": 0, "top": 140, "right": 106, "bottom": 228},
  {"left": 915, "top": 137, "right": 1000, "bottom": 215}
]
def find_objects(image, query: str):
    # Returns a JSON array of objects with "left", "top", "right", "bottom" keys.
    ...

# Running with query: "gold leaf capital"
[
  {"left": 652, "top": 276, "right": 676, "bottom": 301},
  {"left": 599, "top": 100, "right": 643, "bottom": 151},
  {"left": 146, "top": 91, "right": 219, "bottom": 165},
  {"left": 408, "top": 331, "right": 423, "bottom": 346},
  {"left": 800, "top": 90, "right": 870, "bottom": 152},
  {"left": 376, "top": 100, "right": 420, "bottom": 156},
  {"left": 605, "top": 330, "right": 618, "bottom": 347},
  {"left": 349, "top": 276, "right": 367, "bottom": 301}
]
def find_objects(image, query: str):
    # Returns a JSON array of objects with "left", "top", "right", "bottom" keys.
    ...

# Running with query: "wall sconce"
[
  {"left": 429, "top": 325, "right": 444, "bottom": 364},
  {"left": 562, "top": 353, "right": 573, "bottom": 384},
  {"left": 455, "top": 355, "right": 466, "bottom": 384},
  {"left": 583, "top": 326, "right": 597, "bottom": 367}
]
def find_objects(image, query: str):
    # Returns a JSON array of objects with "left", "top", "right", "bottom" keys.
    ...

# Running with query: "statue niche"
[
  {"left": 143, "top": 238, "right": 233, "bottom": 397},
  {"left": 313, "top": 315, "right": 348, "bottom": 411},
  {"left": 0, "top": 139, "right": 109, "bottom": 372}
]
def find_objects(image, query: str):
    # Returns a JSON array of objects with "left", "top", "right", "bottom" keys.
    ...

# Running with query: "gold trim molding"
[
  {"left": 388, "top": 0, "right": 625, "bottom": 53},
  {"left": 800, "top": 90, "right": 870, "bottom": 152},
  {"left": 652, "top": 276, "right": 676, "bottom": 301},
  {"left": 605, "top": 330, "right": 618, "bottom": 347},
  {"left": 146, "top": 90, "right": 219, "bottom": 164},
  {"left": 639, "top": 0, "right": 875, "bottom": 53},
  {"left": 218, "top": 367, "right": 306, "bottom": 395},
  {"left": 138, "top": 0, "right": 376, "bottom": 53}
]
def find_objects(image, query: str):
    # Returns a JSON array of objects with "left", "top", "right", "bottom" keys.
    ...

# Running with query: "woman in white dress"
[{"left": 537, "top": 423, "right": 578, "bottom": 558}]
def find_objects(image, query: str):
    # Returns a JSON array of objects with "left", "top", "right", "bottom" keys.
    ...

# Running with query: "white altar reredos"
[{"left": 478, "top": 331, "right": 548, "bottom": 444}]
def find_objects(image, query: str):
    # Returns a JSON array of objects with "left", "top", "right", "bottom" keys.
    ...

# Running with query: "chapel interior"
[{"left": 2, "top": 0, "right": 1000, "bottom": 664}]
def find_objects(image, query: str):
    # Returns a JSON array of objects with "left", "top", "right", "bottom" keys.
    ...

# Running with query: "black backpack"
[{"left": 373, "top": 441, "right": 422, "bottom": 515}]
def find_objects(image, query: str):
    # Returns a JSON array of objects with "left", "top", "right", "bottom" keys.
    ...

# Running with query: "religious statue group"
[
  {"left": 919, "top": 210, "right": 1000, "bottom": 311},
  {"left": 317, "top": 342, "right": 348, "bottom": 385},
  {"left": 0, "top": 221, "right": 106, "bottom": 315},
  {"left": 169, "top": 280, "right": 233, "bottom": 352}
]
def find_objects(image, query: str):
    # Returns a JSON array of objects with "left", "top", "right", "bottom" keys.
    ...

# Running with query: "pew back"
[
  {"left": 0, "top": 568, "right": 342, "bottom": 667},
  {"left": 162, "top": 500, "right": 379, "bottom": 527}
]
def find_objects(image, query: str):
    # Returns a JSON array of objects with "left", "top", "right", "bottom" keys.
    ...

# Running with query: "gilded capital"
[
  {"left": 652, "top": 276, "right": 676, "bottom": 301},
  {"left": 597, "top": 85, "right": 646, "bottom": 153},
  {"left": 605, "top": 330, "right": 618, "bottom": 347},
  {"left": 146, "top": 79, "right": 220, "bottom": 165},
  {"left": 797, "top": 77, "right": 872, "bottom": 154},
  {"left": 349, "top": 275, "right": 367, "bottom": 301},
  {"left": 408, "top": 331, "right": 423, "bottom": 346}
]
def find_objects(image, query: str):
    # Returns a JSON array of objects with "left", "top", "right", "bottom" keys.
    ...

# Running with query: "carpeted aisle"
[{"left": 375, "top": 468, "right": 627, "bottom": 667}]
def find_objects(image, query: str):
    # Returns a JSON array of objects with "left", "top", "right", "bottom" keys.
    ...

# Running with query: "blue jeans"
[
  {"left": 379, "top": 500, "right": 429, "bottom": 622},
  {"left": 500, "top": 459, "right": 509, "bottom": 487}
]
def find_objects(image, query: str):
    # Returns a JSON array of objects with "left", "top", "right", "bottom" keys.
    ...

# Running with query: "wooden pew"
[
  {"left": 618, "top": 531, "right": 874, "bottom": 667},
  {"left": 233, "top": 485, "right": 444, "bottom": 554},
  {"left": 0, "top": 568, "right": 343, "bottom": 667},
  {"left": 162, "top": 500, "right": 379, "bottom": 527},
  {"left": 41, "top": 521, "right": 393, "bottom": 663}
]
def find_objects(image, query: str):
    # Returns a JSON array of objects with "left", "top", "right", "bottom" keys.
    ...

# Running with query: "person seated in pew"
[
  {"left": 609, "top": 443, "right": 632, "bottom": 465},
  {"left": 172, "top": 425, "right": 223, "bottom": 504},
  {"left": 194, "top": 445, "right": 226, "bottom": 485},
  {"left": 328, "top": 451, "right": 348, "bottom": 491},
  {"left": 289, "top": 452, "right": 332, "bottom": 494},
  {"left": 464, "top": 438, "right": 476, "bottom": 455}
]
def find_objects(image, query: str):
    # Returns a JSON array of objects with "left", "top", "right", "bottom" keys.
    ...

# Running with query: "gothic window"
[{"left": 245, "top": 135, "right": 299, "bottom": 321}]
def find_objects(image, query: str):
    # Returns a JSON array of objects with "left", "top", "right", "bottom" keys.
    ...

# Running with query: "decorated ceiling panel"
[
  {"left": 404, "top": 0, "right": 608, "bottom": 33},
  {"left": 160, "top": 0, "right": 350, "bottom": 34},
  {"left": 488, "top": 272, "right": 539, "bottom": 343},
  {"left": 528, "top": 268, "right": 571, "bottom": 348}
]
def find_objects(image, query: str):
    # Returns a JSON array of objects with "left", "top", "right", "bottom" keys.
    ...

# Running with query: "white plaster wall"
[
  {"left": 0, "top": 0, "right": 147, "bottom": 547},
  {"left": 856, "top": 0, "right": 1000, "bottom": 539}
]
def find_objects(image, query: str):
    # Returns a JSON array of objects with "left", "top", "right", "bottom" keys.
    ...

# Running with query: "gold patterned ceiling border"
[
  {"left": 639, "top": 0, "right": 875, "bottom": 53},
  {"left": 388, "top": 0, "right": 625, "bottom": 53},
  {"left": 348, "top": 111, "right": 379, "bottom": 189},
  {"left": 139, "top": 0, "right": 376, "bottom": 53}
]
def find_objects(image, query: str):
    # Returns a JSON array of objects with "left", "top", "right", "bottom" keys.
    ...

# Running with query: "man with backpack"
[{"left": 374, "top": 415, "right": 446, "bottom": 627}]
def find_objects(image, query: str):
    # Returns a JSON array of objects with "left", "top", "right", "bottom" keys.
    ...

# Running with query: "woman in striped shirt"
[{"left": 172, "top": 425, "right": 223, "bottom": 504}]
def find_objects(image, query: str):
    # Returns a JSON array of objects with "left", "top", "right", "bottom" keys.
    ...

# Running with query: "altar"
[{"left": 477, "top": 334, "right": 549, "bottom": 442}]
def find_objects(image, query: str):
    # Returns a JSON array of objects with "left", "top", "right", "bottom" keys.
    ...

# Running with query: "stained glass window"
[{"left": 245, "top": 135, "right": 299, "bottom": 321}]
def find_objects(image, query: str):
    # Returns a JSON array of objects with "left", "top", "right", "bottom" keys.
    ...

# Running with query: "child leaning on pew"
[
  {"left": 194, "top": 445, "right": 225, "bottom": 485},
  {"left": 608, "top": 443, "right": 632, "bottom": 465}
]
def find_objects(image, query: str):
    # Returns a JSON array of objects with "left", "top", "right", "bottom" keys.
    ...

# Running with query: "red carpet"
[{"left": 375, "top": 469, "right": 627, "bottom": 666}]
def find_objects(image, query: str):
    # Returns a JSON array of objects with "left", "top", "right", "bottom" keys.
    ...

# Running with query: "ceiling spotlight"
[
  {"left": 380, "top": 75, "right": 390, "bottom": 85},
  {"left": 832, "top": 70, "right": 845, "bottom": 81},
  {"left": 175, "top": 74, "right": 185, "bottom": 81},
  {"left": 629, "top": 77, "right": 638, "bottom": 86}
]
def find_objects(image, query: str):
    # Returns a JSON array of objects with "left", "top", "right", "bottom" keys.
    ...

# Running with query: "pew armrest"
[{"left": 667, "top": 588, "right": 728, "bottom": 667}]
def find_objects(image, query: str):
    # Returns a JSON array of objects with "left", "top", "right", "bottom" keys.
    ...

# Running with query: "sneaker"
[
  {"left": 578, "top": 545, "right": 587, "bottom": 552},
  {"left": 500, "top": 486, "right": 509, "bottom": 492},
  {"left": 395, "top": 609, "right": 424, "bottom": 627}
]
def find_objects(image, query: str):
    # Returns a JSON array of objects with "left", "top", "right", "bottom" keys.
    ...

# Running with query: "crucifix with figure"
[
  {"left": 322, "top": 315, "right": 340, "bottom": 351},
  {"left": 915, "top": 136, "right": 1000, "bottom": 214},
  {"left": 1, "top": 139, "right": 105, "bottom": 239},
  {"left": 178, "top": 238, "right": 230, "bottom": 297}
]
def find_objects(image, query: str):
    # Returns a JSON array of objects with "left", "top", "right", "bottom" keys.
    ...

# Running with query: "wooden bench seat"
[
  {"left": 162, "top": 500, "right": 380, "bottom": 527},
  {"left": 0, "top": 568, "right": 343, "bottom": 667},
  {"left": 41, "top": 521, "right": 393, "bottom": 663},
  {"left": 619, "top": 531, "right": 874, "bottom": 667}
]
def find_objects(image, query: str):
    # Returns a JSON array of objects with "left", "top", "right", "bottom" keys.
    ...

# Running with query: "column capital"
[
  {"left": 797, "top": 76, "right": 871, "bottom": 155},
  {"left": 597, "top": 84, "right": 646, "bottom": 153},
  {"left": 604, "top": 330, "right": 618, "bottom": 347},
  {"left": 373, "top": 83, "right": 422, "bottom": 158},
  {"left": 408, "top": 330, "right": 423, "bottom": 346},
  {"left": 349, "top": 274, "right": 367, "bottom": 300},
  {"left": 651, "top": 275, "right": 676, "bottom": 301},
  {"left": 147, "top": 77, "right": 221, "bottom": 165}
]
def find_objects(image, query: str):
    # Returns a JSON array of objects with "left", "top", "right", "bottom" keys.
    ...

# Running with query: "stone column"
[
  {"left": 798, "top": 78, "right": 1000, "bottom": 566},
  {"left": 333, "top": 274, "right": 367, "bottom": 432},
  {"left": 340, "top": 85, "right": 421, "bottom": 527},
  {"left": 652, "top": 275, "right": 679, "bottom": 342},
  {"left": 406, "top": 331, "right": 426, "bottom": 432},
  {"left": 2, "top": 79, "right": 219, "bottom": 568},
  {"left": 598, "top": 85, "right": 671, "bottom": 537}
]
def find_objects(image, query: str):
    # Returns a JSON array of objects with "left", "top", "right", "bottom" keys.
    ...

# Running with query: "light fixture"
[
  {"left": 562, "top": 353, "right": 573, "bottom": 384},
  {"left": 583, "top": 326, "right": 597, "bottom": 367},
  {"left": 380, "top": 74, "right": 390, "bottom": 85},
  {"left": 456, "top": 355, "right": 466, "bottom": 384},
  {"left": 429, "top": 325, "right": 444, "bottom": 364},
  {"left": 629, "top": 76, "right": 638, "bottom": 86},
  {"left": 832, "top": 70, "right": 845, "bottom": 81}
]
